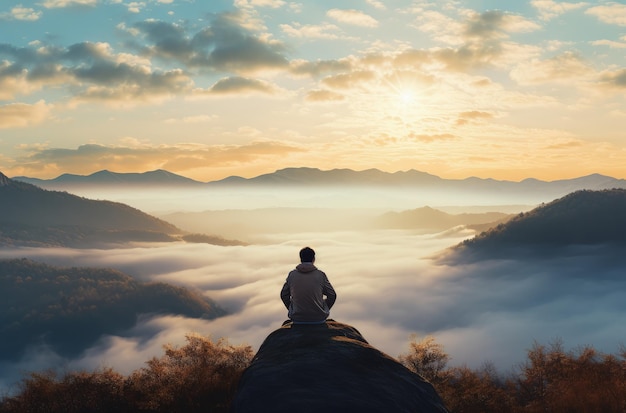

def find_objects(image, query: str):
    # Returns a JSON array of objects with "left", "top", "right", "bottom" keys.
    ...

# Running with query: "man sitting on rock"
[{"left": 280, "top": 246, "right": 337, "bottom": 324}]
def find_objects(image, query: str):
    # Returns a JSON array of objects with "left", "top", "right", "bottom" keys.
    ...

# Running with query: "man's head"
[{"left": 299, "top": 246, "right": 315, "bottom": 263}]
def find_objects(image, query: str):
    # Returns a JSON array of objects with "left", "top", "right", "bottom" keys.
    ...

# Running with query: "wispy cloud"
[
  {"left": 510, "top": 51, "right": 593, "bottom": 85},
  {"left": 127, "top": 13, "right": 289, "bottom": 73},
  {"left": 592, "top": 37, "right": 626, "bottom": 49},
  {"left": 305, "top": 89, "right": 345, "bottom": 102},
  {"left": 463, "top": 10, "right": 540, "bottom": 40},
  {"left": 327, "top": 9, "right": 379, "bottom": 28},
  {"left": 456, "top": 111, "right": 495, "bottom": 126},
  {"left": 203, "top": 76, "right": 280, "bottom": 95},
  {"left": 1, "top": 226, "right": 624, "bottom": 388},
  {"left": 289, "top": 59, "right": 353, "bottom": 77},
  {"left": 0, "top": 10, "right": 289, "bottom": 109},
  {"left": 0, "top": 5, "right": 42, "bottom": 21},
  {"left": 0, "top": 101, "right": 52, "bottom": 129},
  {"left": 12, "top": 141, "right": 306, "bottom": 178},
  {"left": 598, "top": 68, "right": 626, "bottom": 89},
  {"left": 235, "top": 0, "right": 286, "bottom": 8},
  {"left": 41, "top": 0, "right": 98, "bottom": 8},
  {"left": 280, "top": 22, "right": 341, "bottom": 39},
  {"left": 0, "top": 41, "right": 193, "bottom": 107},
  {"left": 586, "top": 3, "right": 626, "bottom": 26},
  {"left": 366, "top": 0, "right": 386, "bottom": 11},
  {"left": 531, "top": 0, "right": 587, "bottom": 21},
  {"left": 321, "top": 70, "right": 376, "bottom": 90}
]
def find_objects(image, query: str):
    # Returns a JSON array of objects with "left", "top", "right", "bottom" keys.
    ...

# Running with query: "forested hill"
[
  {"left": 0, "top": 171, "right": 178, "bottom": 232},
  {"left": 0, "top": 258, "right": 226, "bottom": 360},
  {"left": 454, "top": 189, "right": 626, "bottom": 259},
  {"left": 0, "top": 171, "right": 243, "bottom": 247}
]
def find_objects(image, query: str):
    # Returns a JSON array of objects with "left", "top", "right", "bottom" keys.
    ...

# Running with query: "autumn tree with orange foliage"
[
  {"left": 398, "top": 336, "right": 626, "bottom": 413},
  {"left": 2, "top": 334, "right": 625, "bottom": 412},
  {"left": 0, "top": 334, "right": 253, "bottom": 413}
]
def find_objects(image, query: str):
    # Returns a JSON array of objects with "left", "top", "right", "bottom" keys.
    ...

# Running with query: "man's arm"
[
  {"left": 280, "top": 281, "right": 291, "bottom": 309},
  {"left": 323, "top": 275, "right": 336, "bottom": 309}
]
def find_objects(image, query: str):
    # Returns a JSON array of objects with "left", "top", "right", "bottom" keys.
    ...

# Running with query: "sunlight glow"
[{"left": 399, "top": 90, "right": 417, "bottom": 106}]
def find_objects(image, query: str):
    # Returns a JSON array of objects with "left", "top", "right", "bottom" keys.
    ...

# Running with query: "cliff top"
[{"left": 232, "top": 320, "right": 449, "bottom": 413}]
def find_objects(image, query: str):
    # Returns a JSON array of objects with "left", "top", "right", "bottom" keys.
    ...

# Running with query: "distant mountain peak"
[
  {"left": 15, "top": 169, "right": 203, "bottom": 187},
  {"left": 210, "top": 167, "right": 444, "bottom": 186}
]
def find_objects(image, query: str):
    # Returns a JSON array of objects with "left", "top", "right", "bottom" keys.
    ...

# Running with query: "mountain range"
[
  {"left": 14, "top": 169, "right": 202, "bottom": 187},
  {"left": 13, "top": 167, "right": 626, "bottom": 196},
  {"left": 0, "top": 171, "right": 244, "bottom": 248}
]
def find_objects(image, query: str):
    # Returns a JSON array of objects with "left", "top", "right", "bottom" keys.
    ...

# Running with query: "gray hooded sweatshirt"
[{"left": 280, "top": 262, "right": 337, "bottom": 322}]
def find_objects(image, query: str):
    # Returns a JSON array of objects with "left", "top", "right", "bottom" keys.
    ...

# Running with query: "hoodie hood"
[{"left": 295, "top": 263, "right": 317, "bottom": 273}]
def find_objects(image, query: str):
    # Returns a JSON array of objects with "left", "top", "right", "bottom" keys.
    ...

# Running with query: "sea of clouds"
[
  {"left": 1, "top": 187, "right": 625, "bottom": 393},
  {"left": 2, "top": 228, "right": 625, "bottom": 393}
]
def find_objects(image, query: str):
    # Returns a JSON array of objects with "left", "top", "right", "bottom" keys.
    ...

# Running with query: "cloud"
[
  {"left": 41, "top": 0, "right": 98, "bottom": 8},
  {"left": 591, "top": 38, "right": 626, "bottom": 49},
  {"left": 598, "top": 68, "right": 626, "bottom": 89},
  {"left": 0, "top": 64, "right": 40, "bottom": 100},
  {"left": 0, "top": 100, "right": 52, "bottom": 129},
  {"left": 586, "top": 3, "right": 626, "bottom": 26},
  {"left": 393, "top": 49, "right": 432, "bottom": 68},
  {"left": 531, "top": 0, "right": 587, "bottom": 21},
  {"left": 509, "top": 51, "right": 593, "bottom": 85},
  {"left": 409, "top": 9, "right": 465, "bottom": 46},
  {"left": 321, "top": 70, "right": 376, "bottom": 90},
  {"left": 235, "top": 0, "right": 286, "bottom": 8},
  {"left": 463, "top": 10, "right": 540, "bottom": 40},
  {"left": 0, "top": 5, "right": 42, "bottom": 21},
  {"left": 407, "top": 133, "right": 457, "bottom": 143},
  {"left": 1, "top": 219, "right": 624, "bottom": 391},
  {"left": 125, "top": 2, "right": 146, "bottom": 14},
  {"left": 456, "top": 111, "right": 495, "bottom": 126},
  {"left": 13, "top": 141, "right": 306, "bottom": 177},
  {"left": 129, "top": 12, "right": 289, "bottom": 74},
  {"left": 305, "top": 89, "right": 345, "bottom": 102},
  {"left": 163, "top": 115, "right": 217, "bottom": 124},
  {"left": 399, "top": 9, "right": 543, "bottom": 73},
  {"left": 326, "top": 9, "right": 379, "bottom": 28},
  {"left": 0, "top": 11, "right": 290, "bottom": 106},
  {"left": 280, "top": 22, "right": 341, "bottom": 39},
  {"left": 72, "top": 68, "right": 193, "bottom": 106},
  {"left": 366, "top": 0, "right": 386, "bottom": 11},
  {"left": 204, "top": 76, "right": 279, "bottom": 95},
  {"left": 0, "top": 41, "right": 194, "bottom": 106},
  {"left": 545, "top": 139, "right": 584, "bottom": 150},
  {"left": 289, "top": 58, "right": 353, "bottom": 77}
]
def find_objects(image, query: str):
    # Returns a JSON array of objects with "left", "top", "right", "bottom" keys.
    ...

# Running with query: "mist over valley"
[{"left": 1, "top": 169, "right": 626, "bottom": 395}]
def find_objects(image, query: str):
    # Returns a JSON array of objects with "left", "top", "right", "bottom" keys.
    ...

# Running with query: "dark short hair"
[{"left": 299, "top": 246, "right": 315, "bottom": 262}]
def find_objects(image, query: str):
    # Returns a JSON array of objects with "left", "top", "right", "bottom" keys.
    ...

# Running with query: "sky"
[{"left": 1, "top": 0, "right": 626, "bottom": 182}]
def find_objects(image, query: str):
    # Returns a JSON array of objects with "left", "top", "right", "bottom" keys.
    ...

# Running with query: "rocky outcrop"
[{"left": 232, "top": 320, "right": 449, "bottom": 413}]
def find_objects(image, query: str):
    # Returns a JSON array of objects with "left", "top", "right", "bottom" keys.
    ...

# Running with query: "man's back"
[{"left": 280, "top": 251, "right": 336, "bottom": 323}]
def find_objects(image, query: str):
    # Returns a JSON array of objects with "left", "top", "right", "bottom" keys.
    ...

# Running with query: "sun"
[
  {"left": 399, "top": 90, "right": 417, "bottom": 106},
  {"left": 378, "top": 72, "right": 425, "bottom": 118}
]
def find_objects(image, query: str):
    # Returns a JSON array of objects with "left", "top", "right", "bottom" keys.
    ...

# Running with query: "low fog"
[
  {"left": 2, "top": 231, "right": 625, "bottom": 392},
  {"left": 1, "top": 187, "right": 624, "bottom": 393},
  {"left": 57, "top": 186, "right": 538, "bottom": 214}
]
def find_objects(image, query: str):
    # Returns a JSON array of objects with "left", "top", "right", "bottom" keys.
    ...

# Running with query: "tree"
[{"left": 398, "top": 335, "right": 451, "bottom": 386}]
